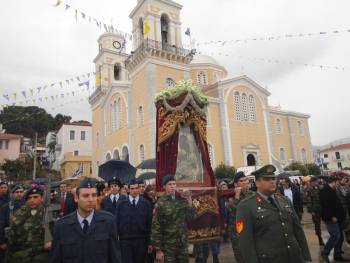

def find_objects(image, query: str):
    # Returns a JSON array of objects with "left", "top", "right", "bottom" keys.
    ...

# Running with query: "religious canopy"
[{"left": 155, "top": 80, "right": 220, "bottom": 242}]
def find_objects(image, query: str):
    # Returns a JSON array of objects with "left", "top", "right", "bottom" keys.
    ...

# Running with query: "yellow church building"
[{"left": 89, "top": 0, "right": 313, "bottom": 177}]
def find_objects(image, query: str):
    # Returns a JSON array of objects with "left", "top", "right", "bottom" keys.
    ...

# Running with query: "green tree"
[
  {"left": 305, "top": 163, "right": 321, "bottom": 176},
  {"left": 0, "top": 106, "right": 71, "bottom": 139},
  {"left": 214, "top": 163, "right": 236, "bottom": 180},
  {"left": 285, "top": 162, "right": 309, "bottom": 176}
]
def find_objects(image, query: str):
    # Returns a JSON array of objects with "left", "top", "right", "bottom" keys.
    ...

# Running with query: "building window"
[
  {"left": 324, "top": 154, "right": 328, "bottom": 158},
  {"left": 197, "top": 71, "right": 207, "bottom": 86},
  {"left": 234, "top": 92, "right": 241, "bottom": 121},
  {"left": 122, "top": 146, "right": 129, "bottom": 163},
  {"left": 241, "top": 93, "right": 248, "bottom": 121},
  {"left": 115, "top": 98, "right": 121, "bottom": 129},
  {"left": 139, "top": 144, "right": 145, "bottom": 163},
  {"left": 74, "top": 150, "right": 79, "bottom": 156},
  {"left": 297, "top": 121, "right": 304, "bottom": 135},
  {"left": 81, "top": 131, "right": 86, "bottom": 140},
  {"left": 166, "top": 78, "right": 175, "bottom": 88},
  {"left": 279, "top": 148, "right": 286, "bottom": 162},
  {"left": 5, "top": 140, "right": 9, "bottom": 149},
  {"left": 335, "top": 152, "right": 341, "bottom": 160},
  {"left": 114, "top": 63, "right": 121, "bottom": 81},
  {"left": 248, "top": 95, "right": 256, "bottom": 121},
  {"left": 276, "top": 118, "right": 282, "bottom": 134},
  {"left": 138, "top": 106, "right": 144, "bottom": 127},
  {"left": 106, "top": 153, "right": 111, "bottom": 161},
  {"left": 0, "top": 141, "right": 2, "bottom": 150},
  {"left": 113, "top": 149, "right": 120, "bottom": 160},
  {"left": 301, "top": 148, "right": 307, "bottom": 163},
  {"left": 337, "top": 162, "right": 343, "bottom": 169},
  {"left": 70, "top": 130, "right": 75, "bottom": 140},
  {"left": 208, "top": 143, "right": 214, "bottom": 167},
  {"left": 161, "top": 14, "right": 170, "bottom": 47}
]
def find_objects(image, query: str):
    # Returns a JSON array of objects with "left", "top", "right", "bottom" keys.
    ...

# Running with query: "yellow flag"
[
  {"left": 143, "top": 17, "right": 150, "bottom": 36},
  {"left": 95, "top": 72, "right": 101, "bottom": 86}
]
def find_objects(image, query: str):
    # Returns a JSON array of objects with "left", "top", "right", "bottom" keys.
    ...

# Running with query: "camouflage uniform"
[
  {"left": 151, "top": 194, "right": 196, "bottom": 263},
  {"left": 7, "top": 205, "right": 48, "bottom": 263},
  {"left": 228, "top": 190, "right": 254, "bottom": 263},
  {"left": 306, "top": 185, "right": 323, "bottom": 245}
]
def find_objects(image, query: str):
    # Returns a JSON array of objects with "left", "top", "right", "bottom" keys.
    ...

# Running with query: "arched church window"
[
  {"left": 280, "top": 148, "right": 286, "bottom": 162},
  {"left": 110, "top": 103, "right": 115, "bottom": 131},
  {"left": 234, "top": 92, "right": 241, "bottom": 121},
  {"left": 297, "top": 121, "right": 304, "bottom": 135},
  {"left": 138, "top": 18, "right": 144, "bottom": 45},
  {"left": 106, "top": 153, "right": 111, "bottom": 161},
  {"left": 122, "top": 146, "right": 129, "bottom": 163},
  {"left": 138, "top": 106, "right": 144, "bottom": 127},
  {"left": 276, "top": 118, "right": 282, "bottom": 134},
  {"left": 113, "top": 149, "right": 120, "bottom": 160},
  {"left": 301, "top": 148, "right": 307, "bottom": 163},
  {"left": 114, "top": 63, "right": 121, "bottom": 81},
  {"left": 248, "top": 95, "right": 256, "bottom": 121},
  {"left": 166, "top": 77, "right": 175, "bottom": 88},
  {"left": 139, "top": 144, "right": 145, "bottom": 163},
  {"left": 197, "top": 71, "right": 207, "bottom": 86},
  {"left": 241, "top": 93, "right": 248, "bottom": 121},
  {"left": 161, "top": 14, "right": 170, "bottom": 48}
]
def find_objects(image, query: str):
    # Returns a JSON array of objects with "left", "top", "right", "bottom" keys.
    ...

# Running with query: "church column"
[
  {"left": 175, "top": 23, "right": 182, "bottom": 47},
  {"left": 287, "top": 116, "right": 297, "bottom": 161},
  {"left": 262, "top": 97, "right": 273, "bottom": 164},
  {"left": 219, "top": 89, "right": 233, "bottom": 166},
  {"left": 147, "top": 15, "right": 156, "bottom": 42},
  {"left": 155, "top": 16, "right": 162, "bottom": 42}
]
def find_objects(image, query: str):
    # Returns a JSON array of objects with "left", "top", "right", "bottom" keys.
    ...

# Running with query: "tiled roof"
[
  {"left": 320, "top": 143, "right": 350, "bottom": 153},
  {"left": 0, "top": 133, "right": 23, "bottom": 140}
]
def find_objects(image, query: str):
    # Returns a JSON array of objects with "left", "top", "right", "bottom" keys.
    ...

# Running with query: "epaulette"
[{"left": 239, "top": 193, "right": 256, "bottom": 204}]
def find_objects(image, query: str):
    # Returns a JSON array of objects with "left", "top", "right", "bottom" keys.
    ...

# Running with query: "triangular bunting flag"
[{"left": 21, "top": 91, "right": 26, "bottom": 98}]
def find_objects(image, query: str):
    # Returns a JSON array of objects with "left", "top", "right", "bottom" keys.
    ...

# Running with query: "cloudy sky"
[{"left": 0, "top": 0, "right": 349, "bottom": 146}]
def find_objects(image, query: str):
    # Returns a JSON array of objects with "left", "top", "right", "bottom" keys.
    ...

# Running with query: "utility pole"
[{"left": 33, "top": 132, "right": 38, "bottom": 180}]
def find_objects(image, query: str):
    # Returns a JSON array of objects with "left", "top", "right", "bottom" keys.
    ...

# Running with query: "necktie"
[
  {"left": 61, "top": 193, "right": 65, "bottom": 211},
  {"left": 113, "top": 196, "right": 117, "bottom": 206},
  {"left": 82, "top": 219, "right": 89, "bottom": 234},
  {"left": 132, "top": 198, "right": 136, "bottom": 207},
  {"left": 268, "top": 196, "right": 277, "bottom": 208}
]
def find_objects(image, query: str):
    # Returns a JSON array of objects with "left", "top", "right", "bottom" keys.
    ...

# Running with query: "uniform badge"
[
  {"left": 236, "top": 219, "right": 244, "bottom": 234},
  {"left": 256, "top": 196, "right": 262, "bottom": 203}
]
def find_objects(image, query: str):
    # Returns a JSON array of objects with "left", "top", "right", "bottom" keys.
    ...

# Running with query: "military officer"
[
  {"left": 101, "top": 177, "right": 126, "bottom": 215},
  {"left": 236, "top": 165, "right": 312, "bottom": 263},
  {"left": 50, "top": 178, "right": 121, "bottom": 263},
  {"left": 228, "top": 171, "right": 254, "bottom": 263},
  {"left": 151, "top": 174, "right": 196, "bottom": 263},
  {"left": 305, "top": 176, "right": 324, "bottom": 246},
  {"left": 7, "top": 186, "right": 51, "bottom": 263}
]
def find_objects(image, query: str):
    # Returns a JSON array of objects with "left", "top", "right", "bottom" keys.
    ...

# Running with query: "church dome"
[{"left": 191, "top": 54, "right": 221, "bottom": 66}]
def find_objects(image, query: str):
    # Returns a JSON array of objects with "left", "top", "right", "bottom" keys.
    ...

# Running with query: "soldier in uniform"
[
  {"left": 0, "top": 185, "right": 25, "bottom": 263},
  {"left": 228, "top": 171, "right": 254, "bottom": 263},
  {"left": 305, "top": 176, "right": 324, "bottom": 246},
  {"left": 7, "top": 186, "right": 51, "bottom": 263},
  {"left": 50, "top": 177, "right": 121, "bottom": 263},
  {"left": 151, "top": 174, "right": 196, "bottom": 263},
  {"left": 101, "top": 177, "right": 126, "bottom": 215},
  {"left": 236, "top": 165, "right": 312, "bottom": 263}
]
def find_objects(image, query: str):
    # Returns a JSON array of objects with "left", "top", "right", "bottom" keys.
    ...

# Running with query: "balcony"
[{"left": 125, "top": 39, "right": 195, "bottom": 71}]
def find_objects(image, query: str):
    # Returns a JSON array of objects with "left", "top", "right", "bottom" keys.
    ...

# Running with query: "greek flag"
[
  {"left": 72, "top": 163, "right": 83, "bottom": 177},
  {"left": 185, "top": 28, "right": 191, "bottom": 36}
]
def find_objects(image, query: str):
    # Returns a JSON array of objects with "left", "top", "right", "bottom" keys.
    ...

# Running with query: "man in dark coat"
[
  {"left": 50, "top": 178, "right": 121, "bottom": 263},
  {"left": 0, "top": 185, "right": 25, "bottom": 263},
  {"left": 0, "top": 182, "right": 9, "bottom": 208},
  {"left": 101, "top": 177, "right": 126, "bottom": 215},
  {"left": 53, "top": 182, "right": 77, "bottom": 216},
  {"left": 236, "top": 165, "right": 312, "bottom": 263},
  {"left": 116, "top": 179, "right": 152, "bottom": 263},
  {"left": 278, "top": 176, "right": 303, "bottom": 220},
  {"left": 320, "top": 176, "right": 347, "bottom": 262}
]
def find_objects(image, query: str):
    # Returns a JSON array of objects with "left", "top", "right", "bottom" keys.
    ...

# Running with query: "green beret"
[
  {"left": 162, "top": 174, "right": 175, "bottom": 186},
  {"left": 252, "top": 165, "right": 276, "bottom": 179}
]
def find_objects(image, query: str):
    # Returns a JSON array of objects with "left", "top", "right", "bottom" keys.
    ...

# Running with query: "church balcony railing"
[{"left": 125, "top": 39, "right": 195, "bottom": 69}]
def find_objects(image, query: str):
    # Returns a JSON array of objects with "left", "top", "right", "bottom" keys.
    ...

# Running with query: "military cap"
[
  {"left": 11, "top": 184, "right": 24, "bottom": 193},
  {"left": 78, "top": 178, "right": 97, "bottom": 189},
  {"left": 108, "top": 176, "right": 122, "bottom": 187},
  {"left": 251, "top": 165, "right": 276, "bottom": 179},
  {"left": 137, "top": 179, "right": 145, "bottom": 185},
  {"left": 310, "top": 176, "right": 319, "bottom": 182},
  {"left": 234, "top": 171, "right": 246, "bottom": 183},
  {"left": 326, "top": 176, "right": 338, "bottom": 183},
  {"left": 24, "top": 187, "right": 43, "bottom": 200},
  {"left": 0, "top": 181, "right": 8, "bottom": 186},
  {"left": 128, "top": 179, "right": 139, "bottom": 186},
  {"left": 162, "top": 174, "right": 175, "bottom": 186}
]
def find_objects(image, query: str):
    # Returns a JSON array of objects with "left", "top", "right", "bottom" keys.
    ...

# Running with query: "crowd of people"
[{"left": 0, "top": 165, "right": 349, "bottom": 263}]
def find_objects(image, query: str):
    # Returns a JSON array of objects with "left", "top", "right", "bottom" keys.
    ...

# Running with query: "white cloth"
[
  {"left": 284, "top": 188, "right": 293, "bottom": 204},
  {"left": 77, "top": 210, "right": 94, "bottom": 229},
  {"left": 129, "top": 195, "right": 140, "bottom": 205},
  {"left": 110, "top": 194, "right": 120, "bottom": 203}
]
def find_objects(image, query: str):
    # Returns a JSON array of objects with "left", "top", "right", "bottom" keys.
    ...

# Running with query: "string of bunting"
[
  {"left": 189, "top": 28, "right": 350, "bottom": 47},
  {"left": 0, "top": 84, "right": 92, "bottom": 108},
  {"left": 200, "top": 52, "right": 350, "bottom": 72},
  {"left": 52, "top": 0, "right": 132, "bottom": 41},
  {"left": 48, "top": 97, "right": 90, "bottom": 112},
  {"left": 1, "top": 72, "right": 94, "bottom": 102}
]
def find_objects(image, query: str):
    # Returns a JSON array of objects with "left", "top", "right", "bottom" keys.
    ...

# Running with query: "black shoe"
[
  {"left": 334, "top": 255, "right": 350, "bottom": 262},
  {"left": 321, "top": 252, "right": 330, "bottom": 263}
]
